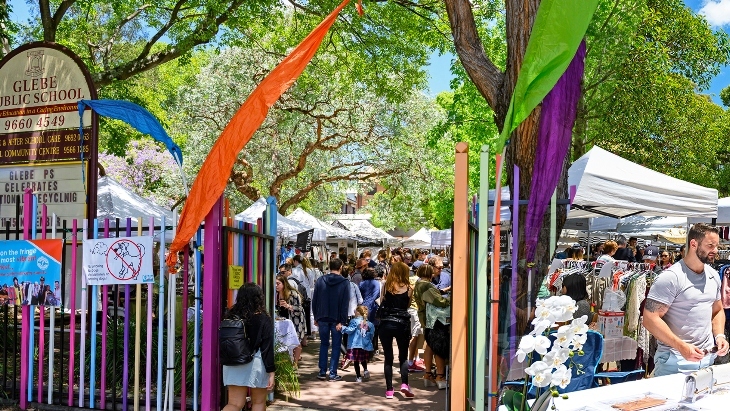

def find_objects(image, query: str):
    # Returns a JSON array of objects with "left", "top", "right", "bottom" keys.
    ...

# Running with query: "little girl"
[{"left": 341, "top": 305, "right": 375, "bottom": 382}]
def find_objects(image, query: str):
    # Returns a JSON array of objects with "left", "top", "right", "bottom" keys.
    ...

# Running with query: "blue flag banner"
[{"left": 77, "top": 99, "right": 183, "bottom": 166}]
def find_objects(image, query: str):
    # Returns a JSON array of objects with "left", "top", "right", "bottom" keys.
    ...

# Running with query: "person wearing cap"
[
  {"left": 281, "top": 241, "right": 296, "bottom": 265},
  {"left": 643, "top": 223, "right": 728, "bottom": 376},
  {"left": 641, "top": 244, "right": 661, "bottom": 274}
]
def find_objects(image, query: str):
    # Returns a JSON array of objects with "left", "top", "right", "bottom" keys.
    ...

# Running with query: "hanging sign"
[
  {"left": 228, "top": 265, "right": 244, "bottom": 289},
  {"left": 0, "top": 239, "right": 63, "bottom": 306},
  {"left": 0, "top": 42, "right": 98, "bottom": 228},
  {"left": 83, "top": 236, "right": 154, "bottom": 285},
  {"left": 296, "top": 229, "right": 315, "bottom": 252}
]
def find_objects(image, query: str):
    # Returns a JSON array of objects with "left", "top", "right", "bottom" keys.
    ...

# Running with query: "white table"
[
  {"left": 499, "top": 363, "right": 730, "bottom": 411},
  {"left": 506, "top": 336, "right": 638, "bottom": 381},
  {"left": 275, "top": 319, "right": 300, "bottom": 357}
]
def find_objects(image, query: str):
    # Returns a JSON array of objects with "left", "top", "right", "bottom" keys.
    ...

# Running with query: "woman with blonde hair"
[
  {"left": 413, "top": 264, "right": 450, "bottom": 389},
  {"left": 378, "top": 262, "right": 415, "bottom": 399}
]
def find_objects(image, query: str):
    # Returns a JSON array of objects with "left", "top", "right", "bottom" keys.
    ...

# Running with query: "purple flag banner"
[{"left": 525, "top": 41, "right": 586, "bottom": 262}]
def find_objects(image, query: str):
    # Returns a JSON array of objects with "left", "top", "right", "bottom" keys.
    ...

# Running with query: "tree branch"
[
  {"left": 93, "top": 0, "right": 246, "bottom": 86},
  {"left": 443, "top": 0, "right": 504, "bottom": 112}
]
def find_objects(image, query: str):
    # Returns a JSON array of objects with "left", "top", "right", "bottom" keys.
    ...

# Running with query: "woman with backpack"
[
  {"left": 275, "top": 274, "right": 305, "bottom": 365},
  {"left": 222, "top": 283, "right": 275, "bottom": 411}
]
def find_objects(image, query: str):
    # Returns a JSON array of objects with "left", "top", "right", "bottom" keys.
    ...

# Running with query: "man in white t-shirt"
[{"left": 643, "top": 223, "right": 729, "bottom": 376}]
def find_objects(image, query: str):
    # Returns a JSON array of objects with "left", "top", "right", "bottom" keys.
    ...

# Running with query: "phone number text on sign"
[{"left": 3, "top": 114, "right": 65, "bottom": 131}]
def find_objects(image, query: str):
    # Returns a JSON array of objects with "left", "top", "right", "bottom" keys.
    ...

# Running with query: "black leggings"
[
  {"left": 379, "top": 323, "right": 411, "bottom": 390},
  {"left": 354, "top": 360, "right": 368, "bottom": 378}
]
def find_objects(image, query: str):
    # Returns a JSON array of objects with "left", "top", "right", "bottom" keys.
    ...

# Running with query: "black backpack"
[
  {"left": 219, "top": 317, "right": 254, "bottom": 366},
  {"left": 289, "top": 277, "right": 311, "bottom": 304}
]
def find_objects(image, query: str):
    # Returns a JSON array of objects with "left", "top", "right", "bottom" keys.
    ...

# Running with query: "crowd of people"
[
  {"left": 0, "top": 276, "right": 61, "bottom": 306},
  {"left": 222, "top": 245, "right": 454, "bottom": 407}
]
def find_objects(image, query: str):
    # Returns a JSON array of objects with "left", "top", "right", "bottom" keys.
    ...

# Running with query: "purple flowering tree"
[{"left": 99, "top": 140, "right": 183, "bottom": 209}]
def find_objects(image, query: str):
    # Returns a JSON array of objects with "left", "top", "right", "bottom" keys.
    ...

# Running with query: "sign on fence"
[
  {"left": 0, "top": 239, "right": 63, "bottom": 306},
  {"left": 83, "top": 236, "right": 154, "bottom": 285}
]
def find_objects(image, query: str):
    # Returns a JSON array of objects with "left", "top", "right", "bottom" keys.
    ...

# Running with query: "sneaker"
[
  {"left": 329, "top": 374, "right": 343, "bottom": 382},
  {"left": 341, "top": 359, "right": 352, "bottom": 370},
  {"left": 415, "top": 358, "right": 425, "bottom": 367},
  {"left": 408, "top": 363, "right": 425, "bottom": 372},
  {"left": 317, "top": 373, "right": 327, "bottom": 381},
  {"left": 355, "top": 377, "right": 362, "bottom": 383},
  {"left": 363, "top": 370, "right": 371, "bottom": 381},
  {"left": 400, "top": 383, "right": 415, "bottom": 398},
  {"left": 385, "top": 390, "right": 394, "bottom": 399}
]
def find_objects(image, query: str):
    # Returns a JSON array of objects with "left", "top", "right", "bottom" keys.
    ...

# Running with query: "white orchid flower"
[
  {"left": 516, "top": 335, "right": 537, "bottom": 363},
  {"left": 555, "top": 328, "right": 575, "bottom": 348},
  {"left": 570, "top": 332, "right": 588, "bottom": 351},
  {"left": 532, "top": 368, "right": 554, "bottom": 388},
  {"left": 531, "top": 318, "right": 552, "bottom": 335},
  {"left": 525, "top": 360, "right": 550, "bottom": 376},
  {"left": 569, "top": 315, "right": 589, "bottom": 334},
  {"left": 534, "top": 305, "right": 553, "bottom": 322},
  {"left": 551, "top": 364, "right": 572, "bottom": 389},
  {"left": 543, "top": 347, "right": 571, "bottom": 368},
  {"left": 534, "top": 335, "right": 551, "bottom": 355}
]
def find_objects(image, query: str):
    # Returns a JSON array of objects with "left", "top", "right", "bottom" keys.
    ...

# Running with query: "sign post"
[{"left": 0, "top": 42, "right": 98, "bottom": 228}]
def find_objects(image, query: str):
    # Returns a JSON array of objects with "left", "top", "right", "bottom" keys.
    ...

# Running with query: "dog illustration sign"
[{"left": 83, "top": 236, "right": 154, "bottom": 285}]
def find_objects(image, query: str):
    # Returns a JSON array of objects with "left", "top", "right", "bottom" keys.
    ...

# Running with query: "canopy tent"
[
  {"left": 402, "top": 227, "right": 432, "bottom": 249},
  {"left": 98, "top": 176, "right": 175, "bottom": 227},
  {"left": 568, "top": 146, "right": 718, "bottom": 219},
  {"left": 562, "top": 216, "right": 619, "bottom": 231},
  {"left": 689, "top": 197, "right": 730, "bottom": 225},
  {"left": 330, "top": 217, "right": 395, "bottom": 243},
  {"left": 287, "top": 208, "right": 361, "bottom": 240},
  {"left": 236, "top": 198, "right": 326, "bottom": 241}
]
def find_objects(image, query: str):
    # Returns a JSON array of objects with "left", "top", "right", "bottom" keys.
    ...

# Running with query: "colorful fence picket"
[{"left": 0, "top": 192, "right": 277, "bottom": 411}]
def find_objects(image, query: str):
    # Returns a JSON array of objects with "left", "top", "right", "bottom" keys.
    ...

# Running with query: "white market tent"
[
  {"left": 235, "top": 198, "right": 327, "bottom": 241},
  {"left": 689, "top": 197, "right": 730, "bottom": 225},
  {"left": 287, "top": 208, "right": 360, "bottom": 240},
  {"left": 330, "top": 217, "right": 395, "bottom": 243},
  {"left": 97, "top": 176, "right": 175, "bottom": 227},
  {"left": 402, "top": 227, "right": 432, "bottom": 249},
  {"left": 568, "top": 146, "right": 718, "bottom": 219}
]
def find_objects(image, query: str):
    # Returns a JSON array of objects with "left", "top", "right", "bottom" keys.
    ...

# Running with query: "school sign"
[{"left": 0, "top": 42, "right": 98, "bottom": 228}]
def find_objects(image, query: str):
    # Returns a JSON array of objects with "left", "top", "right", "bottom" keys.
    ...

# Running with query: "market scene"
[{"left": 1, "top": 0, "right": 730, "bottom": 411}]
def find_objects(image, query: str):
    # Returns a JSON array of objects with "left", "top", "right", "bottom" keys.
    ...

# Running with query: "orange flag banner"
[{"left": 167, "top": 0, "right": 351, "bottom": 268}]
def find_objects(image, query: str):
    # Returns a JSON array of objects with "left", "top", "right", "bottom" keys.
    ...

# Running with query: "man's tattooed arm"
[{"left": 644, "top": 298, "right": 669, "bottom": 316}]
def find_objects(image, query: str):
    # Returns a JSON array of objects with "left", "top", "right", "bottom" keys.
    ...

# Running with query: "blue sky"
[
  {"left": 427, "top": 0, "right": 730, "bottom": 106},
  {"left": 9, "top": 0, "right": 729, "bottom": 105}
]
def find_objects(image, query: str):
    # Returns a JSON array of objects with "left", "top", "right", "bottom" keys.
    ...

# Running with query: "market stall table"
[
  {"left": 505, "top": 336, "right": 638, "bottom": 381},
  {"left": 499, "top": 362, "right": 730, "bottom": 411}
]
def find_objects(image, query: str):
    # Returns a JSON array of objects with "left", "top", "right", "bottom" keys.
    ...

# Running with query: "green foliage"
[
  {"left": 721, "top": 86, "right": 730, "bottom": 108},
  {"left": 574, "top": 0, "right": 730, "bottom": 192}
]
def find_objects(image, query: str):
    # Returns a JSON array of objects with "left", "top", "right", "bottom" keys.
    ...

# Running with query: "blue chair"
[
  {"left": 502, "top": 330, "right": 605, "bottom": 397},
  {"left": 593, "top": 368, "right": 645, "bottom": 385}
]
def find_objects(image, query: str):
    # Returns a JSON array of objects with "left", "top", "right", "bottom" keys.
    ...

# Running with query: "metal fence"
[{"left": 0, "top": 193, "right": 277, "bottom": 411}]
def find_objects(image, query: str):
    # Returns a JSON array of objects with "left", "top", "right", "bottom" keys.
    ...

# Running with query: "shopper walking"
[
  {"left": 378, "top": 262, "right": 415, "bottom": 399},
  {"left": 221, "top": 283, "right": 275, "bottom": 411},
  {"left": 312, "top": 258, "right": 350, "bottom": 381}
]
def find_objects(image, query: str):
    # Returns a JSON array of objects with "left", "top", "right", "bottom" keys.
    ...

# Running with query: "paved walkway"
[{"left": 270, "top": 337, "right": 447, "bottom": 411}]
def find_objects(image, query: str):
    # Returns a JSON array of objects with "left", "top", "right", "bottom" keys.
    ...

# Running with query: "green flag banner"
[{"left": 497, "top": 0, "right": 598, "bottom": 152}]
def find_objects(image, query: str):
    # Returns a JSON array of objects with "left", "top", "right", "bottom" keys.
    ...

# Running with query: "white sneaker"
[
  {"left": 356, "top": 377, "right": 362, "bottom": 383},
  {"left": 363, "top": 370, "right": 371, "bottom": 381}
]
